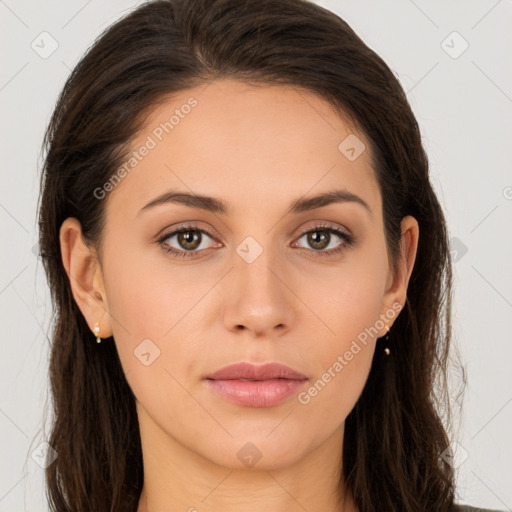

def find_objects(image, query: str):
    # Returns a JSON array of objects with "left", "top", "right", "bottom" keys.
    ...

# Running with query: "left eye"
[{"left": 293, "top": 226, "right": 352, "bottom": 253}]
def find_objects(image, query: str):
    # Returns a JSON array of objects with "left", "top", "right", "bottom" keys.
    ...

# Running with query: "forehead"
[{"left": 108, "top": 78, "right": 381, "bottom": 218}]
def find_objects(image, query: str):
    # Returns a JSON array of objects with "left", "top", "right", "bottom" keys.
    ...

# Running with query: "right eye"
[{"left": 157, "top": 225, "right": 222, "bottom": 259}]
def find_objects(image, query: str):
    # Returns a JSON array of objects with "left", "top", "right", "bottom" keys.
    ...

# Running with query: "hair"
[{"left": 36, "top": 0, "right": 466, "bottom": 510}]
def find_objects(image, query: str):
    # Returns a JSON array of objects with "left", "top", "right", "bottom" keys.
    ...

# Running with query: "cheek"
[
  {"left": 104, "top": 261, "right": 168, "bottom": 339},
  {"left": 299, "top": 252, "right": 387, "bottom": 347},
  {"left": 294, "top": 295, "right": 379, "bottom": 433},
  {"left": 297, "top": 350, "right": 373, "bottom": 432},
  {"left": 103, "top": 238, "right": 200, "bottom": 339},
  {"left": 294, "top": 257, "right": 385, "bottom": 410},
  {"left": 101, "top": 245, "right": 177, "bottom": 376},
  {"left": 101, "top": 244, "right": 212, "bottom": 398}
]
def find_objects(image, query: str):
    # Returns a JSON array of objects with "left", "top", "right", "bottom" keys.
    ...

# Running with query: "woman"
[{"left": 37, "top": 0, "right": 503, "bottom": 510}]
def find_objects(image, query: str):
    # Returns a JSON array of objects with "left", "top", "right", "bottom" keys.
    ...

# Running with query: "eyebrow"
[{"left": 138, "top": 188, "right": 372, "bottom": 217}]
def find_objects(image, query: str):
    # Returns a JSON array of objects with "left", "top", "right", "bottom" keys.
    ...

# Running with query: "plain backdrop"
[{"left": 1, "top": 1, "right": 511, "bottom": 510}]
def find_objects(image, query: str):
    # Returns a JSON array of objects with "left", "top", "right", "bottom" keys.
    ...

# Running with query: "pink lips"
[{"left": 204, "top": 362, "right": 308, "bottom": 408}]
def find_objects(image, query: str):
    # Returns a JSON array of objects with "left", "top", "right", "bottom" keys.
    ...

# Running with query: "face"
[{"left": 64, "top": 78, "right": 417, "bottom": 471}]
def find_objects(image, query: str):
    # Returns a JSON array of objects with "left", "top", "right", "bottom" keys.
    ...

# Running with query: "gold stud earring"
[{"left": 93, "top": 322, "right": 102, "bottom": 344}]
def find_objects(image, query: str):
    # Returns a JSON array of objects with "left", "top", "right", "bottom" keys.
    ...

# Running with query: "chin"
[{"left": 196, "top": 431, "right": 315, "bottom": 471}]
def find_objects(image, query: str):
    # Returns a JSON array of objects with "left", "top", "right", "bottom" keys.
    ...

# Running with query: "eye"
[
  {"left": 292, "top": 223, "right": 353, "bottom": 256},
  {"left": 156, "top": 222, "right": 354, "bottom": 259},
  {"left": 157, "top": 224, "right": 220, "bottom": 259}
]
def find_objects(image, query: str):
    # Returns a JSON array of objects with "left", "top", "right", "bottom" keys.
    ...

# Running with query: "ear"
[
  {"left": 377, "top": 215, "right": 419, "bottom": 336},
  {"left": 59, "top": 217, "right": 113, "bottom": 339}
]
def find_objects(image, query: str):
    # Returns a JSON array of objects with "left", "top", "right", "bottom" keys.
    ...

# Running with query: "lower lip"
[{"left": 204, "top": 378, "right": 307, "bottom": 407}]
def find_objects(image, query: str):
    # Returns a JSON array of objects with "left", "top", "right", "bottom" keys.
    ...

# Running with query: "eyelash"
[{"left": 156, "top": 223, "right": 354, "bottom": 259}]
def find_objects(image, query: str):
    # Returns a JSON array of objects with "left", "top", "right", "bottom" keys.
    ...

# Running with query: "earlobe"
[{"left": 59, "top": 217, "right": 113, "bottom": 338}]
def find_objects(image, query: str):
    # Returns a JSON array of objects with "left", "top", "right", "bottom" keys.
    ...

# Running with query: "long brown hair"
[{"left": 37, "top": 0, "right": 465, "bottom": 510}]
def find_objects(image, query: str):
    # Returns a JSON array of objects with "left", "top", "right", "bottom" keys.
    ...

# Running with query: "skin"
[{"left": 60, "top": 79, "right": 419, "bottom": 512}]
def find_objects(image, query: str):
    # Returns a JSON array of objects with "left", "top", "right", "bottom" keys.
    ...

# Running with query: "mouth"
[
  {"left": 204, "top": 362, "right": 308, "bottom": 408},
  {"left": 205, "top": 361, "right": 308, "bottom": 381}
]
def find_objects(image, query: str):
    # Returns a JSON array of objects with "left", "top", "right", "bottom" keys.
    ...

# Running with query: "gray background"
[{"left": 1, "top": 0, "right": 511, "bottom": 510}]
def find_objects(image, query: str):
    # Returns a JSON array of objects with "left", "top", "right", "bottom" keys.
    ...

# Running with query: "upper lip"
[{"left": 205, "top": 362, "right": 308, "bottom": 381}]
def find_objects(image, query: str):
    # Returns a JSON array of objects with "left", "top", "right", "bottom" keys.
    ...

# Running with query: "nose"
[{"left": 222, "top": 248, "right": 295, "bottom": 339}]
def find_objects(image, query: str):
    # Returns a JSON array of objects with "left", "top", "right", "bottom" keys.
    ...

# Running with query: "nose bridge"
[
  {"left": 235, "top": 233, "right": 283, "bottom": 300},
  {"left": 224, "top": 233, "right": 293, "bottom": 334}
]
